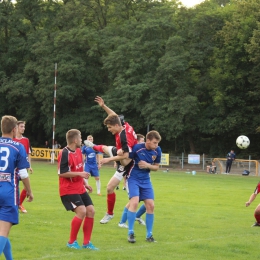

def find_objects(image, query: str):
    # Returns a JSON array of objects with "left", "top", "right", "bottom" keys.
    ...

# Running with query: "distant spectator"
[
  {"left": 54, "top": 141, "right": 61, "bottom": 149},
  {"left": 44, "top": 141, "right": 50, "bottom": 149},
  {"left": 226, "top": 150, "right": 236, "bottom": 174},
  {"left": 207, "top": 161, "right": 216, "bottom": 174}
]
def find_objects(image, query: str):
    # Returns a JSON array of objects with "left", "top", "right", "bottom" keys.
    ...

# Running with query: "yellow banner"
[
  {"left": 160, "top": 153, "right": 169, "bottom": 166},
  {"left": 31, "top": 148, "right": 61, "bottom": 160}
]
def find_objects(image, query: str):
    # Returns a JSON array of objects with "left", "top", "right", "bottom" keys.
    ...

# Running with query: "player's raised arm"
[{"left": 94, "top": 96, "right": 117, "bottom": 116}]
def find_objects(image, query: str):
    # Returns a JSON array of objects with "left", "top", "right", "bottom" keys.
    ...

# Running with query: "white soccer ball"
[{"left": 236, "top": 135, "right": 250, "bottom": 149}]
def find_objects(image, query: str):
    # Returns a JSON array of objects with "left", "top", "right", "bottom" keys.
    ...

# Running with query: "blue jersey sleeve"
[{"left": 17, "top": 144, "right": 30, "bottom": 169}]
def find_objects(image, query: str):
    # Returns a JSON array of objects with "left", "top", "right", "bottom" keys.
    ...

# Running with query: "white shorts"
[{"left": 113, "top": 170, "right": 124, "bottom": 181}]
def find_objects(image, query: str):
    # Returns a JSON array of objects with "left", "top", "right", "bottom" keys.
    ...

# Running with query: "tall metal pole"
[{"left": 51, "top": 63, "right": 57, "bottom": 164}]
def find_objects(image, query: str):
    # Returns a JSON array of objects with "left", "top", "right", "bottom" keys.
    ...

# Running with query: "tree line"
[{"left": 0, "top": 0, "right": 260, "bottom": 158}]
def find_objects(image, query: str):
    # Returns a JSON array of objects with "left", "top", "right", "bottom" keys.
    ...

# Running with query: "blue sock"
[
  {"left": 119, "top": 207, "right": 128, "bottom": 224},
  {"left": 136, "top": 204, "right": 146, "bottom": 218},
  {"left": 0, "top": 236, "right": 8, "bottom": 255},
  {"left": 127, "top": 210, "right": 136, "bottom": 235},
  {"left": 146, "top": 213, "right": 154, "bottom": 238},
  {"left": 3, "top": 238, "right": 12, "bottom": 260}
]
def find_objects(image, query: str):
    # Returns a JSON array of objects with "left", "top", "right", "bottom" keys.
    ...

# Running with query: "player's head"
[
  {"left": 145, "top": 130, "right": 161, "bottom": 150},
  {"left": 1, "top": 115, "right": 18, "bottom": 138},
  {"left": 17, "top": 120, "right": 26, "bottom": 135},
  {"left": 87, "top": 135, "right": 93, "bottom": 142},
  {"left": 66, "top": 129, "right": 82, "bottom": 148},
  {"left": 137, "top": 134, "right": 145, "bottom": 144},
  {"left": 104, "top": 114, "right": 122, "bottom": 135}
]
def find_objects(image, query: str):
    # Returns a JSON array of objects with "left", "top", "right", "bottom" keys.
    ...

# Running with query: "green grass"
[{"left": 6, "top": 161, "right": 260, "bottom": 260}]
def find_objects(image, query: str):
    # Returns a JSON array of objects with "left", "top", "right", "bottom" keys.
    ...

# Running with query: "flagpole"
[{"left": 51, "top": 63, "right": 57, "bottom": 164}]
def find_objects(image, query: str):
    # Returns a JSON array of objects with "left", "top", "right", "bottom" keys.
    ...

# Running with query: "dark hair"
[
  {"left": 137, "top": 134, "right": 145, "bottom": 142},
  {"left": 17, "top": 121, "right": 26, "bottom": 126},
  {"left": 104, "top": 114, "right": 121, "bottom": 126},
  {"left": 146, "top": 130, "right": 161, "bottom": 142}
]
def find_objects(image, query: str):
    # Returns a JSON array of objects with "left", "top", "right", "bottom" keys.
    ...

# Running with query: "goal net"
[{"left": 213, "top": 158, "right": 260, "bottom": 176}]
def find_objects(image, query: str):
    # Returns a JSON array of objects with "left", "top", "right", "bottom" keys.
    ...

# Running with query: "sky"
[{"left": 181, "top": 0, "right": 205, "bottom": 7}]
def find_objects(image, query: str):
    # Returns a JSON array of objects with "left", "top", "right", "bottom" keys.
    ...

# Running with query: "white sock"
[{"left": 96, "top": 179, "right": 101, "bottom": 194}]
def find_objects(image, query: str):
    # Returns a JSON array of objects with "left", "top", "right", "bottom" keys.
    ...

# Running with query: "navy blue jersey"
[
  {"left": 82, "top": 145, "right": 98, "bottom": 166},
  {"left": 128, "top": 143, "right": 162, "bottom": 181},
  {"left": 226, "top": 152, "right": 236, "bottom": 161},
  {"left": 0, "top": 137, "right": 29, "bottom": 206}
]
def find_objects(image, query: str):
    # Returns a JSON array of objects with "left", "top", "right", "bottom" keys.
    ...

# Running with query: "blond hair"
[
  {"left": 66, "top": 129, "right": 81, "bottom": 145},
  {"left": 1, "top": 115, "right": 18, "bottom": 134}
]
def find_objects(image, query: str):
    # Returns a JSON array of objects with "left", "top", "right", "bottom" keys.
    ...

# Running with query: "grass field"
[{"left": 6, "top": 161, "right": 260, "bottom": 260}]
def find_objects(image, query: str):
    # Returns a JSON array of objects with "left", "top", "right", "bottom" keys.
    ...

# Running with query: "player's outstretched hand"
[
  {"left": 245, "top": 201, "right": 251, "bottom": 207},
  {"left": 117, "top": 149, "right": 123, "bottom": 156},
  {"left": 29, "top": 167, "right": 33, "bottom": 174},
  {"left": 27, "top": 192, "right": 34, "bottom": 202},
  {"left": 94, "top": 96, "right": 104, "bottom": 107}
]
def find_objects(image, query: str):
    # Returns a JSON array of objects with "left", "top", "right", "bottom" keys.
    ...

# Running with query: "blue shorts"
[
  {"left": 84, "top": 164, "right": 99, "bottom": 177},
  {"left": 127, "top": 179, "right": 154, "bottom": 201},
  {"left": 0, "top": 205, "right": 19, "bottom": 225}
]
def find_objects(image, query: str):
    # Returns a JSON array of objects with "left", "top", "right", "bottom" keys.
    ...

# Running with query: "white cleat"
[
  {"left": 84, "top": 140, "right": 94, "bottom": 148},
  {"left": 100, "top": 213, "right": 114, "bottom": 224},
  {"left": 118, "top": 223, "right": 128, "bottom": 228},
  {"left": 135, "top": 217, "right": 146, "bottom": 226}
]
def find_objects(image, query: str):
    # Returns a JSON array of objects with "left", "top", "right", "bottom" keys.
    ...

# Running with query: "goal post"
[{"left": 213, "top": 158, "right": 260, "bottom": 176}]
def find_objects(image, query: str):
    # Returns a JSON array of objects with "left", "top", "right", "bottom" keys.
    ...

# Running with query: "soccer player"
[
  {"left": 84, "top": 96, "right": 137, "bottom": 224},
  {"left": 82, "top": 135, "right": 101, "bottom": 195},
  {"left": 58, "top": 129, "right": 98, "bottom": 250},
  {"left": 126, "top": 130, "right": 162, "bottom": 243},
  {"left": 118, "top": 134, "right": 146, "bottom": 228},
  {"left": 13, "top": 120, "right": 33, "bottom": 213},
  {"left": 0, "top": 115, "right": 33, "bottom": 259},
  {"left": 245, "top": 182, "right": 260, "bottom": 227},
  {"left": 225, "top": 150, "right": 236, "bottom": 174}
]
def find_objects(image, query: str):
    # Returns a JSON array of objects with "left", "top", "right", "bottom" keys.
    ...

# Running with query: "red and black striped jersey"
[
  {"left": 253, "top": 182, "right": 260, "bottom": 195},
  {"left": 115, "top": 122, "right": 137, "bottom": 153},
  {"left": 13, "top": 136, "right": 31, "bottom": 155},
  {"left": 58, "top": 147, "right": 85, "bottom": 196}
]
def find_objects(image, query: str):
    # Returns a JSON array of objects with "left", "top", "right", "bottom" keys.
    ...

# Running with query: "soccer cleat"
[
  {"left": 146, "top": 235, "right": 157, "bottom": 242},
  {"left": 100, "top": 213, "right": 114, "bottom": 224},
  {"left": 19, "top": 205, "right": 27, "bottom": 213},
  {"left": 123, "top": 187, "right": 126, "bottom": 190},
  {"left": 128, "top": 233, "right": 136, "bottom": 243},
  {"left": 118, "top": 222, "right": 128, "bottom": 228},
  {"left": 116, "top": 186, "right": 119, "bottom": 190},
  {"left": 84, "top": 140, "right": 94, "bottom": 148},
  {"left": 251, "top": 222, "right": 260, "bottom": 227},
  {"left": 135, "top": 217, "right": 146, "bottom": 226},
  {"left": 67, "top": 241, "right": 81, "bottom": 249},
  {"left": 82, "top": 241, "right": 99, "bottom": 250},
  {"left": 97, "top": 193, "right": 102, "bottom": 196}
]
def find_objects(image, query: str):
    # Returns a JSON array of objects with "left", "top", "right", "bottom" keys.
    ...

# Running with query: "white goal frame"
[{"left": 213, "top": 158, "right": 260, "bottom": 176}]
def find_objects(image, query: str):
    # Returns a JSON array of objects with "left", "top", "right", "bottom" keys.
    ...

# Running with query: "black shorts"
[{"left": 61, "top": 193, "right": 93, "bottom": 212}]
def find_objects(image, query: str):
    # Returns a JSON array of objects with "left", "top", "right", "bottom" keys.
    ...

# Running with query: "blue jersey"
[
  {"left": 0, "top": 137, "right": 29, "bottom": 206},
  {"left": 128, "top": 143, "right": 162, "bottom": 181},
  {"left": 82, "top": 145, "right": 98, "bottom": 166}
]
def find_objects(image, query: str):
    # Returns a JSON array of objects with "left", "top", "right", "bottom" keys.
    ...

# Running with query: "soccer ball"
[{"left": 236, "top": 135, "right": 250, "bottom": 149}]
